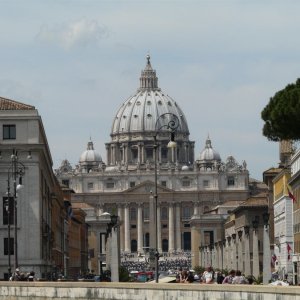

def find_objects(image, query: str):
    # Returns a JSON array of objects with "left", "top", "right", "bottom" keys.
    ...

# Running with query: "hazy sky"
[{"left": 1, "top": 0, "right": 299, "bottom": 180}]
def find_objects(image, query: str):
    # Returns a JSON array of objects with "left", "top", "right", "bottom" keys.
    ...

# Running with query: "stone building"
[
  {"left": 56, "top": 55, "right": 252, "bottom": 271},
  {"left": 0, "top": 97, "right": 59, "bottom": 279}
]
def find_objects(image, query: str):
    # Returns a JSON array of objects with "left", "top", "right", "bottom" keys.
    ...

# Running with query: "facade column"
[
  {"left": 168, "top": 203, "right": 175, "bottom": 253},
  {"left": 137, "top": 203, "right": 143, "bottom": 254},
  {"left": 231, "top": 234, "right": 237, "bottom": 271},
  {"left": 225, "top": 237, "right": 231, "bottom": 270},
  {"left": 218, "top": 241, "right": 223, "bottom": 270},
  {"left": 263, "top": 220, "right": 271, "bottom": 284},
  {"left": 106, "top": 144, "right": 110, "bottom": 165},
  {"left": 214, "top": 243, "right": 219, "bottom": 269},
  {"left": 175, "top": 203, "right": 181, "bottom": 251},
  {"left": 244, "top": 226, "right": 251, "bottom": 276},
  {"left": 252, "top": 227, "right": 260, "bottom": 278},
  {"left": 124, "top": 204, "right": 130, "bottom": 252},
  {"left": 237, "top": 230, "right": 243, "bottom": 272},
  {"left": 141, "top": 144, "right": 145, "bottom": 164},
  {"left": 118, "top": 205, "right": 124, "bottom": 253},
  {"left": 157, "top": 204, "right": 162, "bottom": 253},
  {"left": 138, "top": 143, "right": 141, "bottom": 164}
]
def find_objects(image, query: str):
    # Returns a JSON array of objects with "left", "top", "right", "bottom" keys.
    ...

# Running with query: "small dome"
[
  {"left": 79, "top": 141, "right": 102, "bottom": 163},
  {"left": 199, "top": 136, "right": 221, "bottom": 162}
]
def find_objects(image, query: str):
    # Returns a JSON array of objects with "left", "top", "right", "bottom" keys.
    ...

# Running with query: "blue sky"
[{"left": 1, "top": 0, "right": 300, "bottom": 180}]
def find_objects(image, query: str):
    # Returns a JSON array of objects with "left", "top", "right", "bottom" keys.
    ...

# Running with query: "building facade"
[
  {"left": 56, "top": 56, "right": 252, "bottom": 271},
  {"left": 0, "top": 97, "right": 58, "bottom": 279}
]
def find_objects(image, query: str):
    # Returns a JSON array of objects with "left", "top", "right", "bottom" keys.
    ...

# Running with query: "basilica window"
[
  {"left": 145, "top": 148, "right": 153, "bottom": 160},
  {"left": 143, "top": 206, "right": 149, "bottom": 220},
  {"left": 161, "top": 207, "right": 168, "bottom": 220},
  {"left": 182, "top": 179, "right": 190, "bottom": 187},
  {"left": 182, "top": 206, "right": 192, "bottom": 219},
  {"left": 131, "top": 148, "right": 138, "bottom": 162},
  {"left": 130, "top": 207, "right": 136, "bottom": 220},
  {"left": 203, "top": 180, "right": 209, "bottom": 188},
  {"left": 204, "top": 231, "right": 214, "bottom": 245},
  {"left": 161, "top": 148, "right": 168, "bottom": 161},
  {"left": 106, "top": 182, "right": 115, "bottom": 189},
  {"left": 227, "top": 176, "right": 235, "bottom": 186},
  {"left": 88, "top": 182, "right": 94, "bottom": 190},
  {"left": 160, "top": 181, "right": 167, "bottom": 187},
  {"left": 62, "top": 179, "right": 69, "bottom": 187},
  {"left": 130, "top": 181, "right": 135, "bottom": 188}
]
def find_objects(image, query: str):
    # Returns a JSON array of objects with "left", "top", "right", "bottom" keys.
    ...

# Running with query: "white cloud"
[{"left": 36, "top": 18, "right": 109, "bottom": 50}]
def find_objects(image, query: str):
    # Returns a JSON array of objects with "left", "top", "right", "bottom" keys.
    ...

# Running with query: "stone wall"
[{"left": 0, "top": 282, "right": 299, "bottom": 300}]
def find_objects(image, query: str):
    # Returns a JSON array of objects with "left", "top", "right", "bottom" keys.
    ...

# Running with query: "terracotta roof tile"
[{"left": 0, "top": 96, "right": 35, "bottom": 110}]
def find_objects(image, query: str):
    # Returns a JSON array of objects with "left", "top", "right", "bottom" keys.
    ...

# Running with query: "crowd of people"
[
  {"left": 176, "top": 267, "right": 250, "bottom": 284},
  {"left": 121, "top": 255, "right": 191, "bottom": 273}
]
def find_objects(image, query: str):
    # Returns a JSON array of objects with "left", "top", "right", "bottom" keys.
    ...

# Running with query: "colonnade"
[
  {"left": 199, "top": 227, "right": 260, "bottom": 278},
  {"left": 106, "top": 141, "right": 194, "bottom": 166}
]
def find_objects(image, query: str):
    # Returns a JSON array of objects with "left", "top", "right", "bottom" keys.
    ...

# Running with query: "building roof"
[
  {"left": 0, "top": 96, "right": 35, "bottom": 110},
  {"left": 233, "top": 195, "right": 268, "bottom": 212}
]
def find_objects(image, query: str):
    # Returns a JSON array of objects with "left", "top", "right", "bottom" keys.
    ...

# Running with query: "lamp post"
[
  {"left": 6, "top": 149, "right": 27, "bottom": 273},
  {"left": 152, "top": 113, "right": 180, "bottom": 283}
]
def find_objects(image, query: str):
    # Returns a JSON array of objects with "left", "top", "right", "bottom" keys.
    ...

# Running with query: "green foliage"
[
  {"left": 119, "top": 266, "right": 130, "bottom": 282},
  {"left": 261, "top": 78, "right": 300, "bottom": 141}
]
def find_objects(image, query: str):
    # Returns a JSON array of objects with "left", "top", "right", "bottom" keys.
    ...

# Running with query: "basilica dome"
[
  {"left": 199, "top": 136, "right": 221, "bottom": 162},
  {"left": 79, "top": 141, "right": 102, "bottom": 171},
  {"left": 111, "top": 55, "right": 189, "bottom": 139}
]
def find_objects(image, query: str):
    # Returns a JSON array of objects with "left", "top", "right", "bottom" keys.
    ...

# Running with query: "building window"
[
  {"left": 161, "top": 148, "right": 168, "bottom": 160},
  {"left": 143, "top": 206, "right": 149, "bottom": 220},
  {"left": 4, "top": 238, "right": 14, "bottom": 255},
  {"left": 161, "top": 181, "right": 167, "bottom": 187},
  {"left": 227, "top": 176, "right": 235, "bottom": 186},
  {"left": 184, "top": 223, "right": 190, "bottom": 228},
  {"left": 88, "top": 182, "right": 94, "bottom": 190},
  {"left": 3, "top": 197, "right": 14, "bottom": 225},
  {"left": 131, "top": 148, "right": 138, "bottom": 162},
  {"left": 62, "top": 179, "right": 69, "bottom": 187},
  {"left": 106, "top": 182, "right": 115, "bottom": 189},
  {"left": 3, "top": 125, "right": 16, "bottom": 140},
  {"left": 145, "top": 148, "right": 153, "bottom": 160},
  {"left": 182, "top": 206, "right": 192, "bottom": 219},
  {"left": 203, "top": 180, "right": 209, "bottom": 187},
  {"left": 204, "top": 231, "right": 214, "bottom": 245},
  {"left": 130, "top": 182, "right": 135, "bottom": 188},
  {"left": 131, "top": 224, "right": 136, "bottom": 229},
  {"left": 130, "top": 207, "right": 136, "bottom": 220},
  {"left": 161, "top": 207, "right": 168, "bottom": 220},
  {"left": 182, "top": 180, "right": 190, "bottom": 187},
  {"left": 162, "top": 224, "right": 168, "bottom": 229}
]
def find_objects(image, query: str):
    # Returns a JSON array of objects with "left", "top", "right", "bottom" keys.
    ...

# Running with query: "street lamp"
[
  {"left": 6, "top": 149, "right": 28, "bottom": 274},
  {"left": 152, "top": 112, "right": 180, "bottom": 283}
]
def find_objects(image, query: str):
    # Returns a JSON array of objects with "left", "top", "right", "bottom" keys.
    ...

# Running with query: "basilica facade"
[{"left": 56, "top": 56, "right": 251, "bottom": 269}]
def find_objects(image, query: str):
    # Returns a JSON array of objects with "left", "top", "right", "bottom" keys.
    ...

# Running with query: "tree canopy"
[{"left": 261, "top": 78, "right": 300, "bottom": 141}]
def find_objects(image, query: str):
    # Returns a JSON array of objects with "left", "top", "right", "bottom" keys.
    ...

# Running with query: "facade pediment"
[{"left": 124, "top": 180, "right": 173, "bottom": 194}]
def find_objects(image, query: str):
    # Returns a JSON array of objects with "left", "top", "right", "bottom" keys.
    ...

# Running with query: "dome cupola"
[
  {"left": 106, "top": 55, "right": 195, "bottom": 168},
  {"left": 198, "top": 136, "right": 221, "bottom": 171},
  {"left": 79, "top": 140, "right": 102, "bottom": 173}
]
